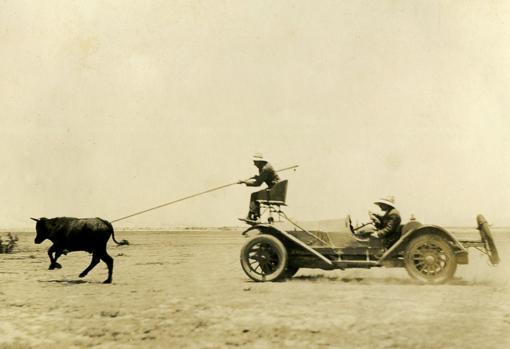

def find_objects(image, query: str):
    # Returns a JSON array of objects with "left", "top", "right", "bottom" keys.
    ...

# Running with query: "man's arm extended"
[
  {"left": 374, "top": 212, "right": 401, "bottom": 238},
  {"left": 243, "top": 175, "right": 263, "bottom": 187}
]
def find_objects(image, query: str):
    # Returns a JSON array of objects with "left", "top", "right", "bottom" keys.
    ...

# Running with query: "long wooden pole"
[{"left": 110, "top": 165, "right": 299, "bottom": 223}]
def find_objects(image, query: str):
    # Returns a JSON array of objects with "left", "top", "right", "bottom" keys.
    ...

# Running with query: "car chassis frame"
[{"left": 239, "top": 187, "right": 500, "bottom": 284}]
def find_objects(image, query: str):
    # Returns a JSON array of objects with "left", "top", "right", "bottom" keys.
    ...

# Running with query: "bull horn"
[{"left": 30, "top": 217, "right": 39, "bottom": 222}]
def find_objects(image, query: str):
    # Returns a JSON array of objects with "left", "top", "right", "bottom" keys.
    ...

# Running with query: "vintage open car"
[{"left": 239, "top": 180, "right": 500, "bottom": 284}]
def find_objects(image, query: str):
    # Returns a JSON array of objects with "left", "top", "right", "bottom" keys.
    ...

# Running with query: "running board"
[{"left": 333, "top": 260, "right": 380, "bottom": 268}]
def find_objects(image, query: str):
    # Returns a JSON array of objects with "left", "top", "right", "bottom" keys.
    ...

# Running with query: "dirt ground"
[{"left": 0, "top": 228, "right": 509, "bottom": 349}]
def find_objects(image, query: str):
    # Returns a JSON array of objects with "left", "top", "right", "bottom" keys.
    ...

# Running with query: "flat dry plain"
[{"left": 0, "top": 228, "right": 509, "bottom": 349}]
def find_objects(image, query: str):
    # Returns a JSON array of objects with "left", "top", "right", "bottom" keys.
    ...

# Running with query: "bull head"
[{"left": 32, "top": 217, "right": 47, "bottom": 244}]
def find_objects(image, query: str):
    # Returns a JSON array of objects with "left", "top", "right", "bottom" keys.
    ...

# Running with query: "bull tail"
[{"left": 103, "top": 219, "right": 129, "bottom": 245}]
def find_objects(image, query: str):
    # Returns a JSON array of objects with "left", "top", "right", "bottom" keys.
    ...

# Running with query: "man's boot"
[
  {"left": 248, "top": 211, "right": 259, "bottom": 222},
  {"left": 239, "top": 211, "right": 259, "bottom": 224}
]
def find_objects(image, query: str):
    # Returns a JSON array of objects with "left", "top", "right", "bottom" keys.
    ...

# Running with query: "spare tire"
[{"left": 477, "top": 214, "right": 500, "bottom": 265}]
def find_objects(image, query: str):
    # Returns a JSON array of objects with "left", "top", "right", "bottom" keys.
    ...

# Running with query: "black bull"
[{"left": 31, "top": 217, "right": 128, "bottom": 284}]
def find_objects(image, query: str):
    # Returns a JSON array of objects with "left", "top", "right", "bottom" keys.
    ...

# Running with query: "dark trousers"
[
  {"left": 383, "top": 230, "right": 402, "bottom": 248},
  {"left": 248, "top": 188, "right": 271, "bottom": 219}
]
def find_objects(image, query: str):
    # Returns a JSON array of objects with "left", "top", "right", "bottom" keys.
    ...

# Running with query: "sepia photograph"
[{"left": 1, "top": 1, "right": 509, "bottom": 348}]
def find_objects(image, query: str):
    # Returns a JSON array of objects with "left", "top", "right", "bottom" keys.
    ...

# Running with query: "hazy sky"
[{"left": 1, "top": 0, "right": 510, "bottom": 229}]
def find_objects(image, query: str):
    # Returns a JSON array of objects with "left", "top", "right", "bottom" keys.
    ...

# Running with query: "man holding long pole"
[
  {"left": 109, "top": 155, "right": 296, "bottom": 225},
  {"left": 238, "top": 153, "right": 280, "bottom": 222}
]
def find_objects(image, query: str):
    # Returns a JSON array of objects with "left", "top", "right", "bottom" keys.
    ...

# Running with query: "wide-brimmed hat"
[
  {"left": 252, "top": 153, "right": 267, "bottom": 162},
  {"left": 374, "top": 196, "right": 396, "bottom": 209}
]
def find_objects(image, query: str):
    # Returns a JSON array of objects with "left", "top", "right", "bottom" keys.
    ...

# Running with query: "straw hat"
[
  {"left": 252, "top": 153, "right": 267, "bottom": 162},
  {"left": 374, "top": 196, "right": 396, "bottom": 209}
]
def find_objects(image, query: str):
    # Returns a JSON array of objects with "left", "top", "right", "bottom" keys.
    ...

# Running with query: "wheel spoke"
[
  {"left": 248, "top": 242, "right": 280, "bottom": 275},
  {"left": 414, "top": 261, "right": 425, "bottom": 267},
  {"left": 435, "top": 262, "right": 443, "bottom": 271},
  {"left": 260, "top": 261, "right": 273, "bottom": 274}
]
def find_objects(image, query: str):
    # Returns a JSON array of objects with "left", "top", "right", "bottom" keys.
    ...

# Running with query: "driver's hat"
[
  {"left": 252, "top": 153, "right": 267, "bottom": 163},
  {"left": 374, "top": 196, "right": 396, "bottom": 209}
]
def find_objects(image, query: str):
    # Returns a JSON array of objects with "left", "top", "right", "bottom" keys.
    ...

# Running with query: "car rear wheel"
[
  {"left": 240, "top": 234, "right": 288, "bottom": 282},
  {"left": 404, "top": 235, "right": 457, "bottom": 284}
]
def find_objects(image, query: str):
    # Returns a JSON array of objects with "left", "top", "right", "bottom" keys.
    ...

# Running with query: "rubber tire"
[
  {"left": 478, "top": 216, "right": 500, "bottom": 265},
  {"left": 240, "top": 234, "right": 288, "bottom": 282},
  {"left": 404, "top": 235, "right": 457, "bottom": 284}
]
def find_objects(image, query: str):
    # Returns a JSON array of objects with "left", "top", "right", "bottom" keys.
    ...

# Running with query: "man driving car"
[{"left": 369, "top": 196, "right": 402, "bottom": 247}]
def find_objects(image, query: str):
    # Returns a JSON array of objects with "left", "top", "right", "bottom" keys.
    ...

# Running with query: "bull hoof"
[
  {"left": 103, "top": 279, "right": 112, "bottom": 284},
  {"left": 79, "top": 272, "right": 87, "bottom": 278},
  {"left": 48, "top": 263, "right": 61, "bottom": 270}
]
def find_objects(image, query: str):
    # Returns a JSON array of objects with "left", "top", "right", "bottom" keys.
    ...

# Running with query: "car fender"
[
  {"left": 241, "top": 224, "right": 333, "bottom": 266},
  {"left": 241, "top": 224, "right": 277, "bottom": 236},
  {"left": 379, "top": 225, "right": 467, "bottom": 261}
]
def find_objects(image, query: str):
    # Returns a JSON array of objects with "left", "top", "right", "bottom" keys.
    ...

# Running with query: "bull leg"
[
  {"left": 79, "top": 253, "right": 100, "bottom": 278},
  {"left": 47, "top": 245, "right": 55, "bottom": 269},
  {"left": 99, "top": 251, "right": 114, "bottom": 284},
  {"left": 48, "top": 245, "right": 63, "bottom": 270},
  {"left": 53, "top": 250, "right": 63, "bottom": 269}
]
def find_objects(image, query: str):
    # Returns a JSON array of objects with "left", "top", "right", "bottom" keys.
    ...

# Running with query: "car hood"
[{"left": 274, "top": 216, "right": 352, "bottom": 235}]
